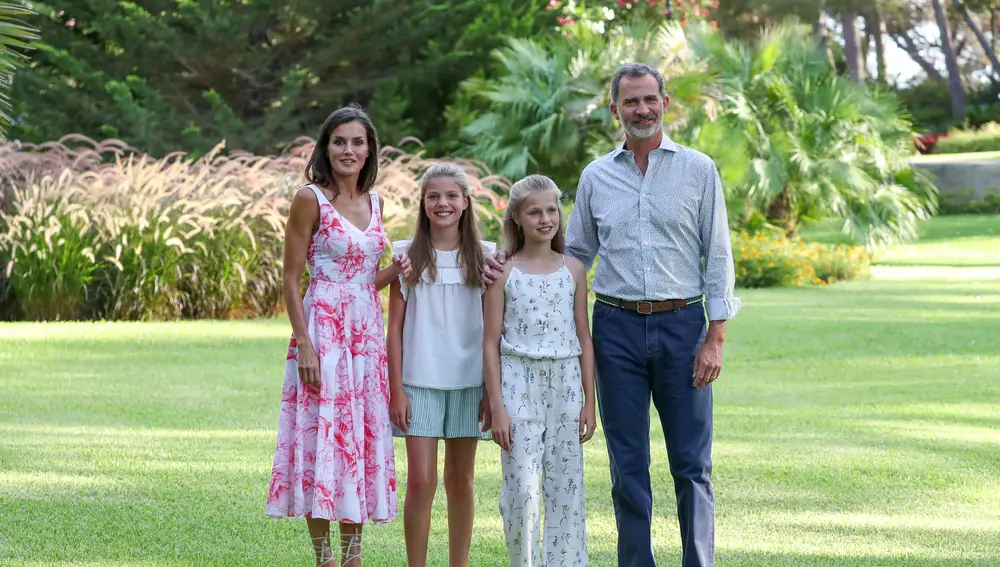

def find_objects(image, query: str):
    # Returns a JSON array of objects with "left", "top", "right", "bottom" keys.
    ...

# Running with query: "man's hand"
[
  {"left": 481, "top": 250, "right": 507, "bottom": 288},
  {"left": 693, "top": 321, "right": 726, "bottom": 388}
]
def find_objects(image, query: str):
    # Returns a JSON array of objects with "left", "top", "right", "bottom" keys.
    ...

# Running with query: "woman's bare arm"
[
  {"left": 386, "top": 279, "right": 410, "bottom": 431},
  {"left": 283, "top": 188, "right": 321, "bottom": 385}
]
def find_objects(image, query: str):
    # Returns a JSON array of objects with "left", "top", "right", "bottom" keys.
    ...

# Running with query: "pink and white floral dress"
[{"left": 266, "top": 184, "right": 397, "bottom": 524}]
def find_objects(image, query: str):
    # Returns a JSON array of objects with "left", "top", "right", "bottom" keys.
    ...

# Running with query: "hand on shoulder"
[{"left": 481, "top": 247, "right": 508, "bottom": 288}]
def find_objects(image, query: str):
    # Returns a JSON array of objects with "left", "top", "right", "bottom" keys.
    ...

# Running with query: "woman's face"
[{"left": 328, "top": 121, "right": 369, "bottom": 177}]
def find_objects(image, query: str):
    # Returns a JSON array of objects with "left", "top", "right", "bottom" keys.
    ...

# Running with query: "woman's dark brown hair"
[{"left": 304, "top": 104, "right": 380, "bottom": 200}]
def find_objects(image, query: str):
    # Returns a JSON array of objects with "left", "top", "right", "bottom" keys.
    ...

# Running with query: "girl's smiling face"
[
  {"left": 423, "top": 177, "right": 469, "bottom": 231},
  {"left": 516, "top": 191, "right": 561, "bottom": 244}
]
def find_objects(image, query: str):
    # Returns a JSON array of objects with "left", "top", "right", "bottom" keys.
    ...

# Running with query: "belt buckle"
[{"left": 636, "top": 301, "right": 653, "bottom": 315}]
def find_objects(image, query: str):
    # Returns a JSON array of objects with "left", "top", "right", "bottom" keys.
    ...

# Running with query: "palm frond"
[{"left": 0, "top": 1, "right": 38, "bottom": 136}]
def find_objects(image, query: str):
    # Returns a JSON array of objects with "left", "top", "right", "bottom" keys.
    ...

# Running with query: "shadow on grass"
[
  {"left": 708, "top": 551, "right": 999, "bottom": 567},
  {"left": 876, "top": 261, "right": 1000, "bottom": 268},
  {"left": 4, "top": 415, "right": 998, "bottom": 567}
]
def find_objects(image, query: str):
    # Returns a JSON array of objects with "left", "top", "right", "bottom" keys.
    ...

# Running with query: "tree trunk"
[
  {"left": 870, "top": 6, "right": 889, "bottom": 84},
  {"left": 891, "top": 33, "right": 946, "bottom": 81},
  {"left": 814, "top": 11, "right": 835, "bottom": 66},
  {"left": 953, "top": 0, "right": 1000, "bottom": 81},
  {"left": 992, "top": 6, "right": 996, "bottom": 51},
  {"left": 841, "top": 12, "right": 866, "bottom": 82},
  {"left": 931, "top": 0, "right": 967, "bottom": 119},
  {"left": 766, "top": 190, "right": 797, "bottom": 235}
]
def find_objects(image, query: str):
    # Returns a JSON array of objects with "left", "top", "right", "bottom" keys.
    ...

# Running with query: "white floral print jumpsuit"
[{"left": 499, "top": 261, "right": 587, "bottom": 567}]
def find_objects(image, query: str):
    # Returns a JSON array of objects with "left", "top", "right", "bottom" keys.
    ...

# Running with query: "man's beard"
[{"left": 623, "top": 115, "right": 661, "bottom": 139}]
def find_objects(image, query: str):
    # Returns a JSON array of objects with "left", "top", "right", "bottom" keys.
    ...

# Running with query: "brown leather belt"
[{"left": 595, "top": 293, "right": 703, "bottom": 315}]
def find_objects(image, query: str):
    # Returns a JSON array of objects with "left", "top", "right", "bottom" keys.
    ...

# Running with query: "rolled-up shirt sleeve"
[
  {"left": 699, "top": 165, "right": 742, "bottom": 321},
  {"left": 565, "top": 170, "right": 599, "bottom": 270}
]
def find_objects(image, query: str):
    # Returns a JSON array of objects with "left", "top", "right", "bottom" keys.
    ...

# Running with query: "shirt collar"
[{"left": 612, "top": 132, "right": 678, "bottom": 159}]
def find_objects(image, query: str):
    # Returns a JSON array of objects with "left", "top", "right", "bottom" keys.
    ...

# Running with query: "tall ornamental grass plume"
[{"left": 0, "top": 135, "right": 507, "bottom": 321}]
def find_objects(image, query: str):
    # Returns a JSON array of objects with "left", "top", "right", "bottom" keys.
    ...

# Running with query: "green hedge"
[
  {"left": 939, "top": 188, "right": 1000, "bottom": 215},
  {"left": 933, "top": 122, "right": 1000, "bottom": 154}
]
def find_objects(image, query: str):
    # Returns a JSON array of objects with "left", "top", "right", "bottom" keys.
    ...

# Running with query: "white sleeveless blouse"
[{"left": 395, "top": 239, "right": 496, "bottom": 390}]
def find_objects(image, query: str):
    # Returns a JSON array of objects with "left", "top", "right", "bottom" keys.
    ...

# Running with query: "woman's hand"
[
  {"left": 580, "top": 402, "right": 597, "bottom": 443},
  {"left": 390, "top": 388, "right": 411, "bottom": 433},
  {"left": 297, "top": 343, "right": 321, "bottom": 388},
  {"left": 491, "top": 407, "right": 514, "bottom": 452},
  {"left": 393, "top": 253, "right": 412, "bottom": 278}
]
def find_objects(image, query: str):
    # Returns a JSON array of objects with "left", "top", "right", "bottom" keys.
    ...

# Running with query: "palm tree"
[
  {"left": 459, "top": 37, "right": 595, "bottom": 191},
  {"left": 681, "top": 20, "right": 936, "bottom": 250},
  {"left": 458, "top": 17, "right": 718, "bottom": 194},
  {"left": 459, "top": 17, "right": 934, "bottom": 251},
  {"left": 0, "top": 1, "right": 38, "bottom": 137}
]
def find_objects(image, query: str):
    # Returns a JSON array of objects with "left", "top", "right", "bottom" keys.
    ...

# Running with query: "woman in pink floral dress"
[{"left": 266, "top": 105, "right": 411, "bottom": 567}]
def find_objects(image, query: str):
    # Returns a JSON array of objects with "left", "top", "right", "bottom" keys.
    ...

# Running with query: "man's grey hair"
[{"left": 610, "top": 63, "right": 667, "bottom": 104}]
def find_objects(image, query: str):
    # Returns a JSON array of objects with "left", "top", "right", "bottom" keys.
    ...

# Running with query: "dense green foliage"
[
  {"left": 680, "top": 22, "right": 938, "bottom": 249},
  {"left": 10, "top": 1, "right": 557, "bottom": 156},
  {"left": 939, "top": 187, "right": 1000, "bottom": 214},
  {"left": 3, "top": 0, "right": 993, "bottom": 320},
  {"left": 0, "top": 2, "right": 37, "bottom": 135},
  {"left": 458, "top": 18, "right": 936, "bottom": 250}
]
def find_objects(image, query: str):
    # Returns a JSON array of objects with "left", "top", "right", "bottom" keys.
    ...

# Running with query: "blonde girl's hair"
[
  {"left": 404, "top": 162, "right": 485, "bottom": 288},
  {"left": 503, "top": 174, "right": 565, "bottom": 256}
]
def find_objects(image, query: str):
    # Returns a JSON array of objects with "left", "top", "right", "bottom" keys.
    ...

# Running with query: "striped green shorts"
[{"left": 391, "top": 383, "right": 492, "bottom": 440}]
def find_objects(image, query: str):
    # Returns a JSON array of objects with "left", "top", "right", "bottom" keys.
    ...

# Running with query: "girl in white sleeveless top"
[
  {"left": 483, "top": 174, "right": 597, "bottom": 567},
  {"left": 386, "top": 163, "right": 494, "bottom": 567}
]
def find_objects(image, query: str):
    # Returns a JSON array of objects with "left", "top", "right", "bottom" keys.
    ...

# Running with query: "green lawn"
[
  {"left": 801, "top": 214, "right": 1000, "bottom": 268},
  {"left": 2, "top": 216, "right": 999, "bottom": 566}
]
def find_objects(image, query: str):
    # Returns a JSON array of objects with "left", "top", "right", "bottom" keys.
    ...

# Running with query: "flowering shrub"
[
  {"left": 0, "top": 136, "right": 506, "bottom": 321},
  {"left": 733, "top": 231, "right": 869, "bottom": 288},
  {"left": 915, "top": 131, "right": 947, "bottom": 154}
]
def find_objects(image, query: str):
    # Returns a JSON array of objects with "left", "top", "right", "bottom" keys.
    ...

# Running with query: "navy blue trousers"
[{"left": 592, "top": 300, "right": 714, "bottom": 567}]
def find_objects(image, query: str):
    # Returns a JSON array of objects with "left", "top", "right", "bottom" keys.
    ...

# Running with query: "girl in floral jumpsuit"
[{"left": 483, "top": 174, "right": 598, "bottom": 567}]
